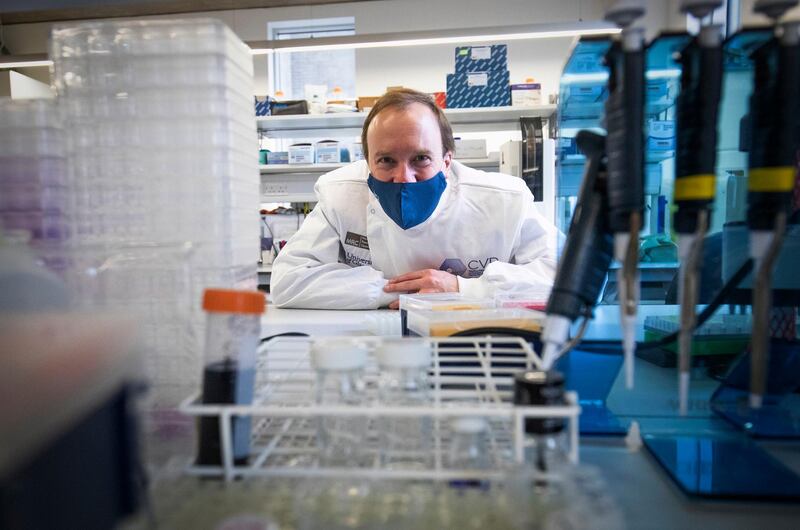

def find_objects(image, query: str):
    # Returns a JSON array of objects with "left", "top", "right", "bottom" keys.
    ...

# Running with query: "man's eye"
[
  {"left": 377, "top": 157, "right": 394, "bottom": 165},
  {"left": 414, "top": 155, "right": 432, "bottom": 164}
]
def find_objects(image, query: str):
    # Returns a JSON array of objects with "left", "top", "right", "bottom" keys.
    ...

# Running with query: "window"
[{"left": 268, "top": 17, "right": 356, "bottom": 100}]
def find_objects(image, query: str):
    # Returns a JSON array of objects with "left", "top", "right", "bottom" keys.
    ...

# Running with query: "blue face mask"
[{"left": 367, "top": 172, "right": 448, "bottom": 230}]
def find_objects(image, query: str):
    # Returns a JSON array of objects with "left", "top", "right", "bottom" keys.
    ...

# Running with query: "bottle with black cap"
[{"left": 513, "top": 369, "right": 569, "bottom": 473}]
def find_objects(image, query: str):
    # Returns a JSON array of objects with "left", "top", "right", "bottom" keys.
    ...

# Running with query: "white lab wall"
[
  {"left": 2, "top": 0, "right": 685, "bottom": 98},
  {"left": 0, "top": 70, "right": 54, "bottom": 99}
]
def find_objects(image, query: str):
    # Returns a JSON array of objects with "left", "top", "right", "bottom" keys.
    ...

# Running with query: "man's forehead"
[{"left": 373, "top": 147, "right": 434, "bottom": 157}]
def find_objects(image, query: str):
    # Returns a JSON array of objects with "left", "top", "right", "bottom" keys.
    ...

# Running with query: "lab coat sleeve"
[
  {"left": 456, "top": 199, "right": 560, "bottom": 300},
  {"left": 270, "top": 200, "right": 397, "bottom": 309}
]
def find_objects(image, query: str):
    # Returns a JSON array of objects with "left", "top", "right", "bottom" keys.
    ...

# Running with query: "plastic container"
[
  {"left": 311, "top": 338, "right": 368, "bottom": 467},
  {"left": 406, "top": 308, "right": 546, "bottom": 337},
  {"left": 494, "top": 286, "right": 552, "bottom": 312},
  {"left": 448, "top": 417, "right": 489, "bottom": 470},
  {"left": 196, "top": 288, "right": 265, "bottom": 467},
  {"left": 376, "top": 338, "right": 433, "bottom": 470},
  {"left": 513, "top": 370, "right": 569, "bottom": 473},
  {"left": 398, "top": 293, "right": 494, "bottom": 336}
]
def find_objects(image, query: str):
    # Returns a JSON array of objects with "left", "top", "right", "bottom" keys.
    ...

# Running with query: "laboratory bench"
[{"left": 257, "top": 304, "right": 800, "bottom": 529}]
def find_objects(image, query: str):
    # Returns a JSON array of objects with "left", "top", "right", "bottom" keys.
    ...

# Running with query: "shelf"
[
  {"left": 260, "top": 157, "right": 500, "bottom": 175},
  {"left": 257, "top": 105, "right": 556, "bottom": 138},
  {"left": 258, "top": 264, "right": 272, "bottom": 273}
]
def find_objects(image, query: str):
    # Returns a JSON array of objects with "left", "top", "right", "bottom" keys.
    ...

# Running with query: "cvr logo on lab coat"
[{"left": 439, "top": 257, "right": 498, "bottom": 278}]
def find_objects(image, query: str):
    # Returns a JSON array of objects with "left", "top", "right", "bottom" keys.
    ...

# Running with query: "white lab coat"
[{"left": 271, "top": 160, "right": 559, "bottom": 309}]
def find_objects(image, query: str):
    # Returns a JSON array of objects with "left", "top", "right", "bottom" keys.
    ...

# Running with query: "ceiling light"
[{"left": 248, "top": 20, "right": 620, "bottom": 55}]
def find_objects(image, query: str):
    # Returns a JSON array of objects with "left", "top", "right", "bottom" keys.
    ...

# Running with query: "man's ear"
[{"left": 442, "top": 151, "right": 453, "bottom": 177}]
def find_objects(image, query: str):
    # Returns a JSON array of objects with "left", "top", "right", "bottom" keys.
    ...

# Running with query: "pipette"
[
  {"left": 746, "top": 0, "right": 800, "bottom": 408},
  {"left": 673, "top": 0, "right": 724, "bottom": 416},
  {"left": 603, "top": 1, "right": 646, "bottom": 389},
  {"left": 541, "top": 131, "right": 615, "bottom": 369}
]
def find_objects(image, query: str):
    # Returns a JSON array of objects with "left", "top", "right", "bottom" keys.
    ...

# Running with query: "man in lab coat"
[{"left": 271, "top": 88, "right": 559, "bottom": 309}]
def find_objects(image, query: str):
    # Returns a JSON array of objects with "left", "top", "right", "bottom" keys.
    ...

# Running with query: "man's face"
[{"left": 366, "top": 102, "right": 453, "bottom": 183}]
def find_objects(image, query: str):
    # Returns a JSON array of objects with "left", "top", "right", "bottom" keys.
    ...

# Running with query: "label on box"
[
  {"left": 471, "top": 46, "right": 491, "bottom": 60},
  {"left": 288, "top": 144, "right": 314, "bottom": 164},
  {"left": 467, "top": 72, "right": 488, "bottom": 87}
]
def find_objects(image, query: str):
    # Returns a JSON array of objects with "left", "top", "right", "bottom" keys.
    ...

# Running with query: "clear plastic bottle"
[
  {"left": 196, "top": 288, "right": 265, "bottom": 467},
  {"left": 376, "top": 338, "right": 432, "bottom": 470},
  {"left": 513, "top": 369, "right": 570, "bottom": 474},
  {"left": 311, "top": 338, "right": 368, "bottom": 467},
  {"left": 448, "top": 417, "right": 489, "bottom": 470}
]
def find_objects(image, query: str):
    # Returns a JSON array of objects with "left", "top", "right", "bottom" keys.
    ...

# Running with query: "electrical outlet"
[{"left": 262, "top": 182, "right": 288, "bottom": 196}]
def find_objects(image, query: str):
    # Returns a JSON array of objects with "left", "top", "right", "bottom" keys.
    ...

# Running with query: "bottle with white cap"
[
  {"left": 448, "top": 417, "right": 489, "bottom": 471},
  {"left": 376, "top": 338, "right": 432, "bottom": 470},
  {"left": 311, "top": 338, "right": 368, "bottom": 467}
]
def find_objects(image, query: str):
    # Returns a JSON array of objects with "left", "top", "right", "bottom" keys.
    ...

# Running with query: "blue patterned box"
[
  {"left": 446, "top": 70, "right": 511, "bottom": 108},
  {"left": 455, "top": 45, "right": 508, "bottom": 72}
]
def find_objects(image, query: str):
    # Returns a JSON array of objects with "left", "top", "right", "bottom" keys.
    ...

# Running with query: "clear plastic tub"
[
  {"left": 398, "top": 293, "right": 495, "bottom": 336},
  {"left": 494, "top": 287, "right": 552, "bottom": 312},
  {"left": 406, "top": 308, "right": 546, "bottom": 337}
]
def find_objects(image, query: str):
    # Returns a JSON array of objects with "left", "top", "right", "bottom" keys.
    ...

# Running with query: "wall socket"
[{"left": 262, "top": 182, "right": 288, "bottom": 195}]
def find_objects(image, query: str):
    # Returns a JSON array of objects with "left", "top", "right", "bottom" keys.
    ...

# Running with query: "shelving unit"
[
  {"left": 258, "top": 105, "right": 556, "bottom": 203},
  {"left": 256, "top": 105, "right": 556, "bottom": 138}
]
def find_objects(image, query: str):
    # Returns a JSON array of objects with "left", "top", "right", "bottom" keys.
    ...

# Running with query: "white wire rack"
[{"left": 180, "top": 336, "right": 581, "bottom": 482}]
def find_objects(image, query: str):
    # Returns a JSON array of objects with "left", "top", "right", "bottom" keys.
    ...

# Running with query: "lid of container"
[
  {"left": 451, "top": 417, "right": 488, "bottom": 434},
  {"left": 202, "top": 289, "right": 265, "bottom": 314},
  {"left": 311, "top": 338, "right": 368, "bottom": 370},
  {"left": 375, "top": 338, "right": 431, "bottom": 368},
  {"left": 399, "top": 292, "right": 494, "bottom": 312}
]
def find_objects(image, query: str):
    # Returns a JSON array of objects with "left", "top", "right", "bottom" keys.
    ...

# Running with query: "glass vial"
[
  {"left": 376, "top": 338, "right": 432, "bottom": 470},
  {"left": 196, "top": 288, "right": 265, "bottom": 467},
  {"left": 311, "top": 338, "right": 368, "bottom": 467}
]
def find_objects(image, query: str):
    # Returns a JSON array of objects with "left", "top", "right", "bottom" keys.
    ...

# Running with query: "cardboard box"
[
  {"left": 357, "top": 96, "right": 380, "bottom": 111},
  {"left": 454, "top": 138, "right": 487, "bottom": 159},
  {"left": 647, "top": 120, "right": 675, "bottom": 151},
  {"left": 510, "top": 83, "right": 542, "bottom": 106},
  {"left": 315, "top": 140, "right": 341, "bottom": 164},
  {"left": 351, "top": 142, "right": 364, "bottom": 162},
  {"left": 567, "top": 85, "right": 604, "bottom": 103},
  {"left": 430, "top": 92, "right": 446, "bottom": 109},
  {"left": 446, "top": 70, "right": 511, "bottom": 108},
  {"left": 455, "top": 45, "right": 508, "bottom": 73},
  {"left": 288, "top": 143, "right": 314, "bottom": 164},
  {"left": 266, "top": 151, "right": 288, "bottom": 164}
]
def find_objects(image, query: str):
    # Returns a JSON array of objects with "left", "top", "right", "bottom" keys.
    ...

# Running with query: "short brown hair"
[{"left": 361, "top": 88, "right": 455, "bottom": 162}]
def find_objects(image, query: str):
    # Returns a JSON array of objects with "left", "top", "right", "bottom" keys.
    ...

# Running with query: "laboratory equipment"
[
  {"left": 448, "top": 417, "right": 490, "bottom": 470},
  {"left": 604, "top": 1, "right": 646, "bottom": 390},
  {"left": 745, "top": 0, "right": 799, "bottom": 408},
  {"left": 398, "top": 292, "right": 494, "bottom": 336},
  {"left": 541, "top": 131, "right": 614, "bottom": 369},
  {"left": 644, "top": 435, "right": 800, "bottom": 500},
  {"left": 376, "top": 338, "right": 433, "bottom": 470},
  {"left": 494, "top": 286, "right": 551, "bottom": 311},
  {"left": 49, "top": 18, "right": 260, "bottom": 465},
  {"left": 180, "top": 335, "right": 581, "bottom": 482},
  {"left": 196, "top": 288, "right": 265, "bottom": 467},
  {"left": 673, "top": 0, "right": 725, "bottom": 415},
  {"left": 513, "top": 370, "right": 570, "bottom": 473},
  {"left": 311, "top": 337, "right": 369, "bottom": 467},
  {"left": 406, "top": 308, "right": 545, "bottom": 337},
  {"left": 0, "top": 99, "right": 68, "bottom": 252}
]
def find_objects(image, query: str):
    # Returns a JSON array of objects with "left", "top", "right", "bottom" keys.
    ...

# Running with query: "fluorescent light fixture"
[
  {"left": 248, "top": 20, "right": 620, "bottom": 55},
  {"left": 0, "top": 54, "right": 53, "bottom": 69}
]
